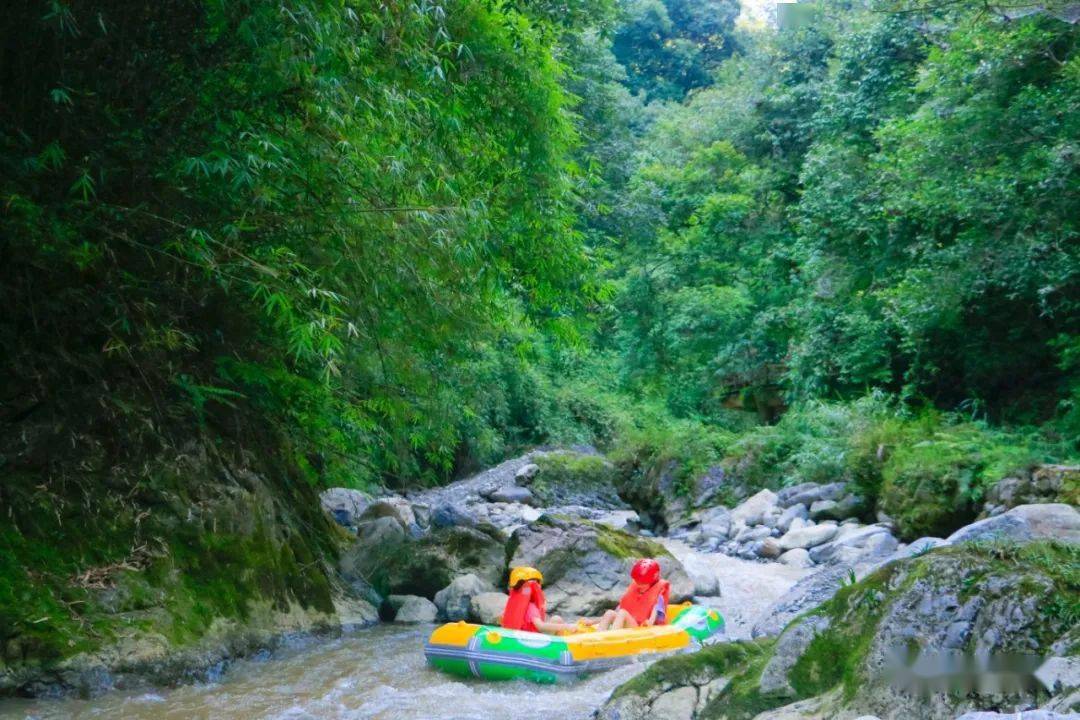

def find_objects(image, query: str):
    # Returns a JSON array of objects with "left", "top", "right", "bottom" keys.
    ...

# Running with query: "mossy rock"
[
  {"left": 531, "top": 452, "right": 622, "bottom": 508},
  {"left": 348, "top": 524, "right": 507, "bottom": 599}
]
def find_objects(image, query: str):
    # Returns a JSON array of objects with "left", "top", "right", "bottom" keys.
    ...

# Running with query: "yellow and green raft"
[{"left": 424, "top": 603, "right": 724, "bottom": 683}]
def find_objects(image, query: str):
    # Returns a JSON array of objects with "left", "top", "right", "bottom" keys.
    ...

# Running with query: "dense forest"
[{"left": 1, "top": 0, "right": 1078, "bottom": 692}]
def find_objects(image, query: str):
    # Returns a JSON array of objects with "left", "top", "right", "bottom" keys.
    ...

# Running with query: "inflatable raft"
[{"left": 424, "top": 603, "right": 724, "bottom": 683}]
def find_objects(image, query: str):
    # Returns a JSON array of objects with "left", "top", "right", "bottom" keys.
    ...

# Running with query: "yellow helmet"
[{"left": 508, "top": 566, "right": 543, "bottom": 589}]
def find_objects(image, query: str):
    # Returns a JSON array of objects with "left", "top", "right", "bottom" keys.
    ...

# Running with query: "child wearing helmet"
[
  {"left": 590, "top": 558, "right": 670, "bottom": 631},
  {"left": 500, "top": 566, "right": 579, "bottom": 635}
]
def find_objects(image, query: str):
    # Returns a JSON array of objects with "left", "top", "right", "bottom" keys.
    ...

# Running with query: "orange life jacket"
[
  {"left": 500, "top": 580, "right": 546, "bottom": 632},
  {"left": 618, "top": 579, "right": 670, "bottom": 625}
]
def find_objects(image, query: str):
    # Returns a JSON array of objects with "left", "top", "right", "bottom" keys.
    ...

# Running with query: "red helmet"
[{"left": 631, "top": 558, "right": 661, "bottom": 585}]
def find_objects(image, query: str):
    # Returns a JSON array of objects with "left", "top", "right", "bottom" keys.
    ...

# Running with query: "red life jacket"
[
  {"left": 500, "top": 580, "right": 546, "bottom": 632},
  {"left": 618, "top": 579, "right": 670, "bottom": 625}
]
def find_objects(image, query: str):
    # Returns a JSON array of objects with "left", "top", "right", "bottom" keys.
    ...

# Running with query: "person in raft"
[
  {"left": 588, "top": 558, "right": 670, "bottom": 631},
  {"left": 500, "top": 566, "right": 579, "bottom": 635}
]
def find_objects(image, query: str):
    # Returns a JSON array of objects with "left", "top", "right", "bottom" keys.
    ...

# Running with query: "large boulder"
[
  {"left": 482, "top": 485, "right": 538, "bottom": 506},
  {"left": 731, "top": 489, "right": 779, "bottom": 527},
  {"left": 608, "top": 542, "right": 1078, "bottom": 720},
  {"left": 508, "top": 515, "right": 693, "bottom": 616},
  {"left": 429, "top": 501, "right": 478, "bottom": 529},
  {"left": 433, "top": 574, "right": 494, "bottom": 621},
  {"left": 359, "top": 497, "right": 419, "bottom": 534},
  {"left": 778, "top": 522, "right": 839, "bottom": 551},
  {"left": 681, "top": 553, "right": 721, "bottom": 597},
  {"left": 390, "top": 595, "right": 438, "bottom": 623},
  {"left": 319, "top": 487, "right": 372, "bottom": 528},
  {"left": 759, "top": 614, "right": 832, "bottom": 697},
  {"left": 354, "top": 515, "right": 406, "bottom": 547},
  {"left": 698, "top": 507, "right": 732, "bottom": 540},
  {"left": 946, "top": 503, "right": 1080, "bottom": 545},
  {"left": 469, "top": 592, "right": 509, "bottom": 625},
  {"left": 752, "top": 565, "right": 851, "bottom": 638},
  {"left": 341, "top": 523, "right": 506, "bottom": 599},
  {"left": 808, "top": 525, "right": 899, "bottom": 566}
]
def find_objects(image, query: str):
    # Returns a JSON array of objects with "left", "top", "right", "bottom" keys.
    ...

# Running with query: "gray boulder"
[
  {"left": 390, "top": 595, "right": 438, "bottom": 623},
  {"left": 699, "top": 506, "right": 733, "bottom": 540},
  {"left": 777, "top": 482, "right": 846, "bottom": 509},
  {"left": 759, "top": 614, "right": 832, "bottom": 697},
  {"left": 355, "top": 516, "right": 406, "bottom": 546},
  {"left": 779, "top": 522, "right": 838, "bottom": 551},
  {"left": 319, "top": 487, "right": 372, "bottom": 527},
  {"left": 731, "top": 489, "right": 779, "bottom": 527},
  {"left": 752, "top": 565, "right": 851, "bottom": 638},
  {"left": 947, "top": 503, "right": 1080, "bottom": 545},
  {"left": 514, "top": 462, "right": 541, "bottom": 485},
  {"left": 779, "top": 548, "right": 814, "bottom": 568},
  {"left": 508, "top": 516, "right": 693, "bottom": 616},
  {"left": 434, "top": 574, "right": 494, "bottom": 621},
  {"left": 776, "top": 503, "right": 809, "bottom": 533},
  {"left": 809, "top": 525, "right": 898, "bottom": 565},
  {"left": 430, "top": 502, "right": 477, "bottom": 529},
  {"left": 359, "top": 496, "right": 417, "bottom": 528},
  {"left": 470, "top": 592, "right": 509, "bottom": 625},
  {"left": 487, "top": 486, "right": 538, "bottom": 506},
  {"left": 809, "top": 493, "right": 862, "bottom": 522}
]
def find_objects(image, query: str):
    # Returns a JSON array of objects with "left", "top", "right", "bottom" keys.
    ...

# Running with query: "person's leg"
[
  {"left": 611, "top": 609, "right": 639, "bottom": 630},
  {"left": 596, "top": 609, "right": 618, "bottom": 631}
]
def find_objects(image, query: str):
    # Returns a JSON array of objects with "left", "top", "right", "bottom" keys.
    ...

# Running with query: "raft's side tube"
[{"left": 424, "top": 605, "right": 725, "bottom": 683}]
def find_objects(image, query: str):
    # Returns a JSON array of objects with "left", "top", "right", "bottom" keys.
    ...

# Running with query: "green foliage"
[{"left": 716, "top": 395, "right": 1076, "bottom": 537}]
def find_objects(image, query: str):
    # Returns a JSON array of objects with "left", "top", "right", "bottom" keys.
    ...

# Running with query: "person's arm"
[{"left": 645, "top": 594, "right": 666, "bottom": 627}]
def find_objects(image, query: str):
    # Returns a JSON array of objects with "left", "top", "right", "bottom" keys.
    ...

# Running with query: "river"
[
  {"left": 0, "top": 534, "right": 809, "bottom": 720},
  {"left": 0, "top": 624, "right": 658, "bottom": 720}
]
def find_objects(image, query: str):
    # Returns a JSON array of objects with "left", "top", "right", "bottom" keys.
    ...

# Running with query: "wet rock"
[
  {"left": 469, "top": 592, "right": 509, "bottom": 625},
  {"left": 776, "top": 503, "right": 809, "bottom": 533},
  {"left": 779, "top": 522, "right": 838, "bottom": 551},
  {"left": 319, "top": 488, "right": 372, "bottom": 528},
  {"left": 390, "top": 595, "right": 438, "bottom": 623},
  {"left": 731, "top": 489, "right": 779, "bottom": 527},
  {"left": 779, "top": 548, "right": 814, "bottom": 568},
  {"left": 946, "top": 503, "right": 1080, "bottom": 545},
  {"left": 434, "top": 574, "right": 494, "bottom": 621},
  {"left": 508, "top": 515, "right": 693, "bottom": 616}
]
